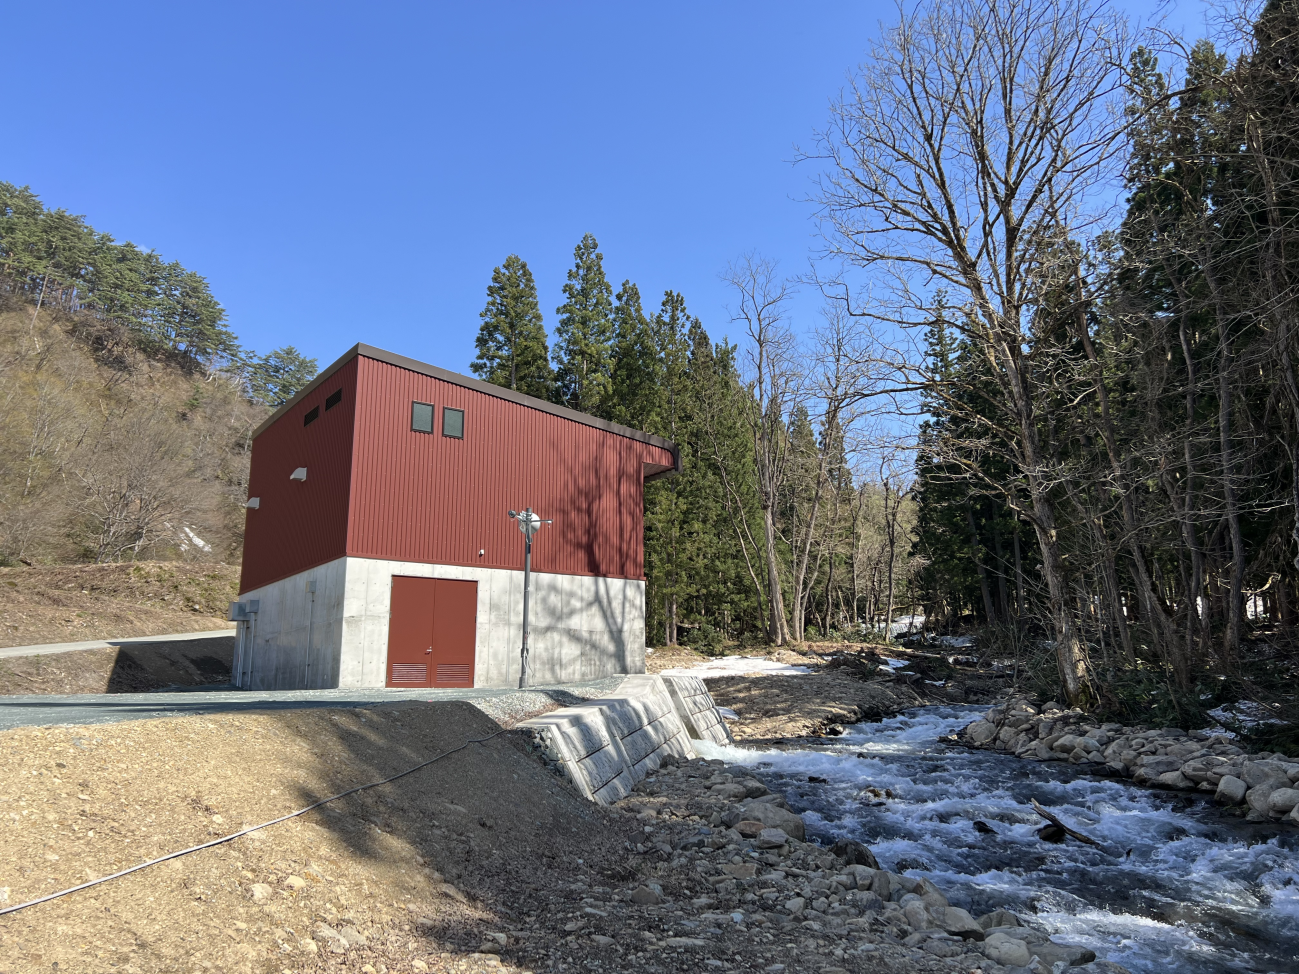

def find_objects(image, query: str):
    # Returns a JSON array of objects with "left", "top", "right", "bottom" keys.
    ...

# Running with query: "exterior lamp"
[{"left": 508, "top": 507, "right": 552, "bottom": 689}]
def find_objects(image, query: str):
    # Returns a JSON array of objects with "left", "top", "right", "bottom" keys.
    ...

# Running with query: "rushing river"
[{"left": 698, "top": 705, "right": 1299, "bottom": 974}]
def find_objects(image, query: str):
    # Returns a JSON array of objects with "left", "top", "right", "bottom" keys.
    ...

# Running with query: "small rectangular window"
[
  {"left": 325, "top": 389, "right": 342, "bottom": 411},
  {"left": 411, "top": 401, "right": 434, "bottom": 433},
  {"left": 303, "top": 406, "right": 319, "bottom": 427},
  {"left": 443, "top": 407, "right": 464, "bottom": 439}
]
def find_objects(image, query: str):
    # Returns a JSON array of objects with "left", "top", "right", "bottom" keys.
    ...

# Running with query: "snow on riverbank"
[{"left": 659, "top": 655, "right": 812, "bottom": 677}]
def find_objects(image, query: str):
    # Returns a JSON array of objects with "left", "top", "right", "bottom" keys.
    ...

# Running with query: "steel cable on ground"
[{"left": 0, "top": 729, "right": 508, "bottom": 917}]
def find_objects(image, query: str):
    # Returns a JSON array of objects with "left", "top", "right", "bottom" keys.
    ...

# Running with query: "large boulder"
[
  {"left": 830, "top": 838, "right": 879, "bottom": 869},
  {"left": 1215, "top": 775, "right": 1247, "bottom": 805},
  {"left": 983, "top": 933, "right": 1032, "bottom": 967},
  {"left": 1246, "top": 778, "right": 1291, "bottom": 814},
  {"left": 722, "top": 802, "right": 805, "bottom": 841},
  {"left": 1242, "top": 760, "right": 1293, "bottom": 788},
  {"left": 977, "top": 910, "right": 1022, "bottom": 930},
  {"left": 967, "top": 721, "right": 998, "bottom": 745},
  {"left": 932, "top": 906, "right": 984, "bottom": 941},
  {"left": 1266, "top": 788, "right": 1299, "bottom": 815}
]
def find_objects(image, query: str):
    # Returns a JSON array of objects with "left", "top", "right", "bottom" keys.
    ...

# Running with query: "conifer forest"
[{"left": 4, "top": 0, "right": 1299, "bottom": 736}]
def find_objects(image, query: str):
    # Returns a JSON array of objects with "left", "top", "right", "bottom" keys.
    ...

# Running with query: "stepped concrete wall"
[
  {"left": 662, "top": 674, "right": 733, "bottom": 745},
  {"left": 519, "top": 673, "right": 729, "bottom": 804}
]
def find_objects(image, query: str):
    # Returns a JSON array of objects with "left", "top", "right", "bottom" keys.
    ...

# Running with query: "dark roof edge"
[{"left": 251, "top": 343, "right": 682, "bottom": 463}]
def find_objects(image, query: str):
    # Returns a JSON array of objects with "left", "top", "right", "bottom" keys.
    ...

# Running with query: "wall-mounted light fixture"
[
  {"left": 246, "top": 497, "right": 261, "bottom": 509},
  {"left": 290, "top": 467, "right": 307, "bottom": 481}
]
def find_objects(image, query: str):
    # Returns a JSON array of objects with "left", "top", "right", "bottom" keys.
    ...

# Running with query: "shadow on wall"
[{"left": 263, "top": 700, "right": 641, "bottom": 965}]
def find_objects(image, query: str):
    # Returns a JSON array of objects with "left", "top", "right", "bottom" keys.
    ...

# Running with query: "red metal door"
[
  {"left": 386, "top": 576, "right": 477, "bottom": 688},
  {"left": 387, "top": 576, "right": 436, "bottom": 687},
  {"left": 430, "top": 578, "right": 477, "bottom": 687}
]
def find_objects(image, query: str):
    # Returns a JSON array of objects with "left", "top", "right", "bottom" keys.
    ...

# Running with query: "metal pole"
[{"left": 519, "top": 530, "right": 532, "bottom": 688}]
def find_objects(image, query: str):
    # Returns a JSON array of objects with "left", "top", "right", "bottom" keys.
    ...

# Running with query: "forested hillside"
[
  {"left": 469, "top": 1, "right": 1299, "bottom": 737},
  {"left": 0, "top": 184, "right": 317, "bottom": 565}
]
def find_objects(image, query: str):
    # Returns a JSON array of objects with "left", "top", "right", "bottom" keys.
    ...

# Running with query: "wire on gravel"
[{"left": 0, "top": 729, "right": 508, "bottom": 917}]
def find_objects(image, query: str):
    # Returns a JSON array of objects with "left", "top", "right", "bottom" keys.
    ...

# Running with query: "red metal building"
[{"left": 230, "top": 343, "right": 678, "bottom": 691}]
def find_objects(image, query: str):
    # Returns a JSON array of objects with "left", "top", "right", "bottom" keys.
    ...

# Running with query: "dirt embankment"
[
  {"left": 0, "top": 701, "right": 643, "bottom": 974},
  {"left": 0, "top": 562, "right": 238, "bottom": 649}
]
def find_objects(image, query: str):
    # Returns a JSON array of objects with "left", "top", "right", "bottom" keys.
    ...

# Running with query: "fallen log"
[{"left": 1032, "top": 799, "right": 1101, "bottom": 847}]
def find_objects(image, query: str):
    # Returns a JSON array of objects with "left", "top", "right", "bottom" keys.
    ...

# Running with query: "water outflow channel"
[{"left": 699, "top": 705, "right": 1299, "bottom": 973}]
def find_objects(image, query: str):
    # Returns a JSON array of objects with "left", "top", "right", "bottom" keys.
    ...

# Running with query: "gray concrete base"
[{"left": 519, "top": 674, "right": 729, "bottom": 804}]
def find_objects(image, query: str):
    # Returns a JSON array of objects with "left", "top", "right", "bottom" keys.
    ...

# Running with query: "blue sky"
[{"left": 5, "top": 1, "right": 1213, "bottom": 374}]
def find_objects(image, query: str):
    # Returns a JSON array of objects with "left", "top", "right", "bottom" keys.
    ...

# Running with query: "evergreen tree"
[
  {"left": 470, "top": 254, "right": 552, "bottom": 399},
  {"left": 553, "top": 233, "right": 614, "bottom": 413},
  {"left": 245, "top": 347, "right": 319, "bottom": 407},
  {"left": 604, "top": 281, "right": 662, "bottom": 428}
]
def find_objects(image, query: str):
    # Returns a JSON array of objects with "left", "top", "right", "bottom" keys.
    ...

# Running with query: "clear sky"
[{"left": 4, "top": 1, "right": 1215, "bottom": 373}]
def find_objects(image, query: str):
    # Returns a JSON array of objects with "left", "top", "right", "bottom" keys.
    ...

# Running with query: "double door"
[{"left": 386, "top": 576, "right": 477, "bottom": 688}]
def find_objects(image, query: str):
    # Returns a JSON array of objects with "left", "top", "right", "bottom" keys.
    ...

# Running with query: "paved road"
[
  {"left": 0, "top": 629, "right": 234, "bottom": 660},
  {"left": 0, "top": 679, "right": 625, "bottom": 731}
]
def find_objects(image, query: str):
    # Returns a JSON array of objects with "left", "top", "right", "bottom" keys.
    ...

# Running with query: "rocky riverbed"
[
  {"left": 960, "top": 697, "right": 1299, "bottom": 826},
  {"left": 603, "top": 753, "right": 1125, "bottom": 974}
]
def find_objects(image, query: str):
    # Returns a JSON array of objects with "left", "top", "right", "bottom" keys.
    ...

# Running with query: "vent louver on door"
[
  {"left": 436, "top": 663, "right": 471, "bottom": 686},
  {"left": 390, "top": 663, "right": 427, "bottom": 683}
]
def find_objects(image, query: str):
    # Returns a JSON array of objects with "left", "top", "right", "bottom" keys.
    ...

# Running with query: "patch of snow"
[
  {"left": 659, "top": 656, "right": 810, "bottom": 677},
  {"left": 1206, "top": 700, "right": 1285, "bottom": 729},
  {"left": 935, "top": 635, "right": 974, "bottom": 648},
  {"left": 883, "top": 658, "right": 910, "bottom": 669}
]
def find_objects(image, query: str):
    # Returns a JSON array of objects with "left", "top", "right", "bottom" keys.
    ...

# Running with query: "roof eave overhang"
[{"left": 252, "top": 343, "right": 682, "bottom": 461}]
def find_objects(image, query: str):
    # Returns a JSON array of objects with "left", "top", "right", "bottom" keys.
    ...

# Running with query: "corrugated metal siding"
[
  {"left": 347, "top": 355, "right": 675, "bottom": 579},
  {"left": 238, "top": 358, "right": 359, "bottom": 593}
]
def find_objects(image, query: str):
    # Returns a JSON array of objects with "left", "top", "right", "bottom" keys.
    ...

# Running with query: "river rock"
[
  {"left": 630, "top": 885, "right": 662, "bottom": 905},
  {"left": 983, "top": 932, "right": 1032, "bottom": 966},
  {"left": 968, "top": 720, "right": 998, "bottom": 744},
  {"left": 756, "top": 827, "right": 790, "bottom": 848},
  {"left": 902, "top": 901, "right": 931, "bottom": 930},
  {"left": 1266, "top": 788, "right": 1299, "bottom": 815},
  {"left": 722, "top": 802, "right": 805, "bottom": 840},
  {"left": 1156, "top": 770, "right": 1195, "bottom": 790},
  {"left": 977, "top": 909, "right": 1022, "bottom": 929},
  {"left": 1215, "top": 775, "right": 1247, "bottom": 805},
  {"left": 1243, "top": 760, "right": 1293, "bottom": 788},
  {"left": 1052, "top": 734, "right": 1081, "bottom": 754},
  {"left": 932, "top": 906, "right": 984, "bottom": 940},
  {"left": 1246, "top": 778, "right": 1291, "bottom": 813},
  {"left": 830, "top": 838, "right": 880, "bottom": 869},
  {"left": 1033, "top": 941, "right": 1098, "bottom": 966}
]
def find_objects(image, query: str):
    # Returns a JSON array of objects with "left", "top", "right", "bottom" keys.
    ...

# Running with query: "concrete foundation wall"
[{"left": 234, "top": 556, "right": 646, "bottom": 690}]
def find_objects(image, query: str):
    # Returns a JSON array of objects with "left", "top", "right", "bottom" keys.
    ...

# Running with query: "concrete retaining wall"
[
  {"left": 662, "top": 674, "right": 733, "bottom": 745},
  {"left": 519, "top": 673, "right": 729, "bottom": 804}
]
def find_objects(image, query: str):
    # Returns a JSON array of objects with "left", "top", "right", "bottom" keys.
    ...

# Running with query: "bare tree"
[
  {"left": 725, "top": 254, "right": 802, "bottom": 645},
  {"left": 814, "top": 0, "right": 1130, "bottom": 703}
]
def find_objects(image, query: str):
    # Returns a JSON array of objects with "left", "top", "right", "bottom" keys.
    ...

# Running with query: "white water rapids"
[{"left": 698, "top": 705, "right": 1299, "bottom": 973}]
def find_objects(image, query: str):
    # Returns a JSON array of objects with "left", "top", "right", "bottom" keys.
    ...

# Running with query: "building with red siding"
[{"left": 229, "top": 344, "right": 678, "bottom": 690}]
